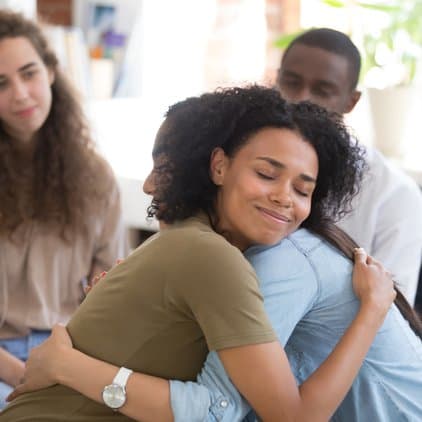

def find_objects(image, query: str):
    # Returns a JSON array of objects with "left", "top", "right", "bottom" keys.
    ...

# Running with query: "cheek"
[
  {"left": 41, "top": 84, "right": 53, "bottom": 109},
  {"left": 0, "top": 94, "right": 10, "bottom": 118},
  {"left": 233, "top": 182, "right": 267, "bottom": 208},
  {"left": 33, "top": 76, "right": 53, "bottom": 105},
  {"left": 297, "top": 198, "right": 312, "bottom": 222}
]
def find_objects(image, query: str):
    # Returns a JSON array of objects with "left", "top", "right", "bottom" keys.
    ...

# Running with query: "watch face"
[{"left": 102, "top": 383, "right": 126, "bottom": 409}]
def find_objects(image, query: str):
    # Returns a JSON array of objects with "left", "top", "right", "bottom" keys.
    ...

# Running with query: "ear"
[
  {"left": 209, "top": 147, "right": 228, "bottom": 186},
  {"left": 344, "top": 89, "right": 361, "bottom": 113}
]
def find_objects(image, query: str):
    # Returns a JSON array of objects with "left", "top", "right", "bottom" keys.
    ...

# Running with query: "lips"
[
  {"left": 15, "top": 106, "right": 36, "bottom": 118},
  {"left": 256, "top": 206, "right": 292, "bottom": 224}
]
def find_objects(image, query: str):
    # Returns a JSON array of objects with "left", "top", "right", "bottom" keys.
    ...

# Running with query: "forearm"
[
  {"left": 297, "top": 304, "right": 386, "bottom": 421},
  {"left": 0, "top": 348, "right": 24, "bottom": 387},
  {"left": 57, "top": 347, "right": 173, "bottom": 422}
]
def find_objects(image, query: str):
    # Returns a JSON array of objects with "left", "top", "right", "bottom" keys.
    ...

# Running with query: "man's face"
[{"left": 277, "top": 44, "right": 360, "bottom": 115}]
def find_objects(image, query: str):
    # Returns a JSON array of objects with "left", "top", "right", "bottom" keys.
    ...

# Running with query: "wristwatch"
[{"left": 102, "top": 367, "right": 133, "bottom": 410}]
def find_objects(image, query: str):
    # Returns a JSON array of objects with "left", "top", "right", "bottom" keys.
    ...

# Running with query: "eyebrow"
[
  {"left": 19, "top": 62, "right": 37, "bottom": 72},
  {"left": 280, "top": 70, "right": 301, "bottom": 79},
  {"left": 281, "top": 70, "right": 337, "bottom": 90},
  {"left": 0, "top": 62, "right": 38, "bottom": 80},
  {"left": 256, "top": 156, "right": 317, "bottom": 183}
]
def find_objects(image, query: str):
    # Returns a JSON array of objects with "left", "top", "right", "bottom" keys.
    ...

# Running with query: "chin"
[{"left": 255, "top": 233, "right": 286, "bottom": 246}]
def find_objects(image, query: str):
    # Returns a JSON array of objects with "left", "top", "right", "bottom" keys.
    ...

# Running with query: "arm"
[
  {"left": 0, "top": 348, "right": 24, "bottom": 388},
  {"left": 8, "top": 325, "right": 173, "bottom": 422},
  {"left": 9, "top": 250, "right": 394, "bottom": 422}
]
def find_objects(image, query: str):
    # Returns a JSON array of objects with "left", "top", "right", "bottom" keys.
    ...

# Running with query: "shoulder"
[
  {"left": 246, "top": 229, "right": 320, "bottom": 289},
  {"left": 367, "top": 148, "right": 421, "bottom": 195},
  {"left": 353, "top": 148, "right": 422, "bottom": 218},
  {"left": 291, "top": 229, "right": 353, "bottom": 296},
  {"left": 173, "top": 217, "right": 253, "bottom": 274},
  {"left": 247, "top": 229, "right": 324, "bottom": 263},
  {"left": 88, "top": 152, "right": 120, "bottom": 200}
]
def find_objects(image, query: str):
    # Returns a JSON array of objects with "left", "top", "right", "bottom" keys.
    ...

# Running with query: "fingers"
[
  {"left": 6, "top": 384, "right": 26, "bottom": 402},
  {"left": 83, "top": 285, "right": 92, "bottom": 295},
  {"left": 353, "top": 247, "right": 367, "bottom": 263},
  {"left": 85, "top": 261, "right": 124, "bottom": 296},
  {"left": 354, "top": 248, "right": 384, "bottom": 270},
  {"left": 366, "top": 255, "right": 382, "bottom": 268}
]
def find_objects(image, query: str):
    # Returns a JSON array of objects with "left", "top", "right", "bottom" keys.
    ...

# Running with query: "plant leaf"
[
  {"left": 274, "top": 31, "right": 304, "bottom": 49},
  {"left": 321, "top": 0, "right": 346, "bottom": 7}
]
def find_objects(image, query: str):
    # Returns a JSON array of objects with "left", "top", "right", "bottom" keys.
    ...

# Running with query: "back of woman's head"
[{"left": 151, "top": 85, "right": 366, "bottom": 226}]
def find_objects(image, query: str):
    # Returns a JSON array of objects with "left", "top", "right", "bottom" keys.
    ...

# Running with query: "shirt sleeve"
[
  {"left": 246, "top": 238, "right": 319, "bottom": 346},
  {"left": 170, "top": 351, "right": 252, "bottom": 422},
  {"left": 171, "top": 233, "right": 276, "bottom": 351},
  {"left": 339, "top": 151, "right": 422, "bottom": 305},
  {"left": 370, "top": 181, "right": 422, "bottom": 304}
]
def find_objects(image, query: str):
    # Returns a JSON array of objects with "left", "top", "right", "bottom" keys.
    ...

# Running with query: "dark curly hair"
[
  {"left": 149, "top": 84, "right": 366, "bottom": 230},
  {"left": 150, "top": 85, "right": 422, "bottom": 336},
  {"left": 0, "top": 10, "right": 112, "bottom": 237}
]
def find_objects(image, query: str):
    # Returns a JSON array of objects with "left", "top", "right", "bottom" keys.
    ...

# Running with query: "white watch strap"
[{"left": 113, "top": 367, "right": 133, "bottom": 388}]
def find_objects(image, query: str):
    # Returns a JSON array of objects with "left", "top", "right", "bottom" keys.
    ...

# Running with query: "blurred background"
[{"left": 1, "top": 0, "right": 421, "bottom": 231}]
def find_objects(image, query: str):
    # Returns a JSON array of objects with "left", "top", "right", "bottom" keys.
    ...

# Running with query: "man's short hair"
[{"left": 281, "top": 28, "right": 361, "bottom": 89}]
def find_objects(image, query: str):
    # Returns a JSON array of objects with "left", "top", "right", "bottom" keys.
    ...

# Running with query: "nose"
[
  {"left": 142, "top": 170, "right": 156, "bottom": 196},
  {"left": 12, "top": 78, "right": 29, "bottom": 102},
  {"left": 291, "top": 87, "right": 312, "bottom": 104},
  {"left": 270, "top": 182, "right": 293, "bottom": 208}
]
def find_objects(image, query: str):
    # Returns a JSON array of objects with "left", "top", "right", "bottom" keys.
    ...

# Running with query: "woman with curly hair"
[
  {"left": 0, "top": 10, "right": 126, "bottom": 408},
  {"left": 1, "top": 85, "right": 396, "bottom": 421}
]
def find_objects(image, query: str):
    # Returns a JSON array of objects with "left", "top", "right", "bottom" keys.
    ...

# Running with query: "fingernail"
[{"left": 353, "top": 247, "right": 365, "bottom": 254}]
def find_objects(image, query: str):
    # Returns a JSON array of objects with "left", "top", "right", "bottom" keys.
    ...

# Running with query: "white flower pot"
[{"left": 367, "top": 86, "right": 416, "bottom": 159}]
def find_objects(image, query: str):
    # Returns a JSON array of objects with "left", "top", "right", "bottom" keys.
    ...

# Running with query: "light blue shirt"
[{"left": 170, "top": 228, "right": 422, "bottom": 421}]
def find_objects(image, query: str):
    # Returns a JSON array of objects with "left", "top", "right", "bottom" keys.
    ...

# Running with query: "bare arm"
[
  {"left": 0, "top": 348, "right": 24, "bottom": 388},
  {"left": 9, "top": 250, "right": 394, "bottom": 422},
  {"left": 8, "top": 325, "right": 172, "bottom": 422},
  {"left": 58, "top": 347, "right": 173, "bottom": 422}
]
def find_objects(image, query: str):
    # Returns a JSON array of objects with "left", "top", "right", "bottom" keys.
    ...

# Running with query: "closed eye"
[
  {"left": 257, "top": 172, "right": 275, "bottom": 180},
  {"left": 295, "top": 188, "right": 310, "bottom": 197}
]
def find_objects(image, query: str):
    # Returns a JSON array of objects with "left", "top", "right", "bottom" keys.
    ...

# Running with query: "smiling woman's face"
[
  {"left": 0, "top": 36, "right": 54, "bottom": 143},
  {"left": 210, "top": 127, "right": 318, "bottom": 250}
]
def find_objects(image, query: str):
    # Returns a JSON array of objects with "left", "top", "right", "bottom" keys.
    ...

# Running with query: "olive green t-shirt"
[{"left": 1, "top": 214, "right": 276, "bottom": 421}]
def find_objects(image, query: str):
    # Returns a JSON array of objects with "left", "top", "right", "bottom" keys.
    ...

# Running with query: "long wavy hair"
[{"left": 0, "top": 10, "right": 111, "bottom": 238}]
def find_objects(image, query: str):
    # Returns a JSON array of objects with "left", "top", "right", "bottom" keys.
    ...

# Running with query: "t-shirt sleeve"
[{"left": 171, "top": 233, "right": 277, "bottom": 351}]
